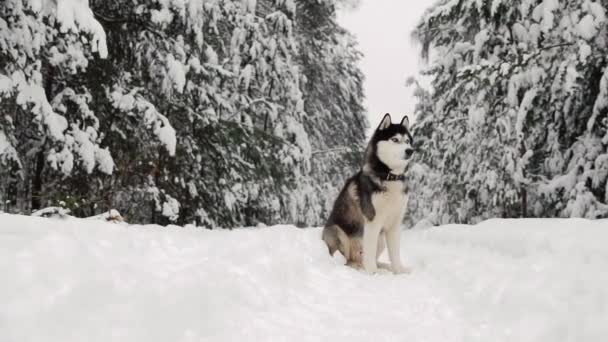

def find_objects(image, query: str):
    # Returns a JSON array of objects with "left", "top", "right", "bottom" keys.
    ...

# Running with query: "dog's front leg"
[
  {"left": 385, "top": 225, "right": 410, "bottom": 274},
  {"left": 362, "top": 223, "right": 381, "bottom": 273}
]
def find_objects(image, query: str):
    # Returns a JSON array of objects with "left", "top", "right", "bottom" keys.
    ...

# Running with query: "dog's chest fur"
[{"left": 369, "top": 181, "right": 408, "bottom": 227}]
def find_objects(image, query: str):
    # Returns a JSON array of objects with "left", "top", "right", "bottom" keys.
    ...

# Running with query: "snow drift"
[{"left": 1, "top": 214, "right": 607, "bottom": 341}]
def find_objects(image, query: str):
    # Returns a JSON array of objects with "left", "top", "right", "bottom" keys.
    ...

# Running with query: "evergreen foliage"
[
  {"left": 0, "top": 0, "right": 367, "bottom": 227},
  {"left": 410, "top": 0, "right": 608, "bottom": 224}
]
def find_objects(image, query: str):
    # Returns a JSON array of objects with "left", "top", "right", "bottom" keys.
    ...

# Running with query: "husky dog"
[{"left": 322, "top": 113, "right": 414, "bottom": 274}]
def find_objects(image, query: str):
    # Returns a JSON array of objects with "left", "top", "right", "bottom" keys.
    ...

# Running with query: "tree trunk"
[
  {"left": 521, "top": 186, "right": 527, "bottom": 218},
  {"left": 31, "top": 150, "right": 45, "bottom": 210},
  {"left": 32, "top": 59, "right": 55, "bottom": 211}
]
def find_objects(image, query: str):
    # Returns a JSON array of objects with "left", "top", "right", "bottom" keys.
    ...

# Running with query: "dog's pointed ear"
[
  {"left": 378, "top": 113, "right": 392, "bottom": 131},
  {"left": 401, "top": 115, "right": 410, "bottom": 130}
]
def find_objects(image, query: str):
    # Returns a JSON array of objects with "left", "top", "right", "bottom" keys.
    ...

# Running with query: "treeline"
[
  {"left": 0, "top": 0, "right": 367, "bottom": 227},
  {"left": 410, "top": 0, "right": 608, "bottom": 224}
]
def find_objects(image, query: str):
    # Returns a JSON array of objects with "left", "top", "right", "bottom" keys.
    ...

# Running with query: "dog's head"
[{"left": 368, "top": 113, "right": 414, "bottom": 174}]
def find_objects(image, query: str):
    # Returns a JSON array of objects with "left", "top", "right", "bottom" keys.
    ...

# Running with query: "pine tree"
[
  {"left": 1, "top": 0, "right": 368, "bottom": 227},
  {"left": 294, "top": 0, "right": 367, "bottom": 223},
  {"left": 0, "top": 0, "right": 111, "bottom": 214},
  {"left": 410, "top": 0, "right": 608, "bottom": 224}
]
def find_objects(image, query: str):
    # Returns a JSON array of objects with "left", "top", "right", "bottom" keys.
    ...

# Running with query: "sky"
[{"left": 337, "top": 0, "right": 431, "bottom": 134}]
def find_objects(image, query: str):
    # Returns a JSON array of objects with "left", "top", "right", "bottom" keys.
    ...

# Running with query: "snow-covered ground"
[{"left": 1, "top": 214, "right": 607, "bottom": 342}]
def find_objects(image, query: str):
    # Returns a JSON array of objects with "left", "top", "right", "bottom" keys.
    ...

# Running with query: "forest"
[
  {"left": 409, "top": 0, "right": 608, "bottom": 224},
  {"left": 1, "top": 0, "right": 608, "bottom": 227},
  {"left": 0, "top": 0, "right": 366, "bottom": 227}
]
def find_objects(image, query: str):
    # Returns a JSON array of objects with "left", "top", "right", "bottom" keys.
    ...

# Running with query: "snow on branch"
[{"left": 54, "top": 0, "right": 108, "bottom": 58}]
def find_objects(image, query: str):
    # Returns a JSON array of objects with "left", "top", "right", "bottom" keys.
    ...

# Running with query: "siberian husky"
[{"left": 322, "top": 114, "right": 414, "bottom": 274}]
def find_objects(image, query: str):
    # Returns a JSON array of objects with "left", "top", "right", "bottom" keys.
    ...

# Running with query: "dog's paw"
[
  {"left": 391, "top": 263, "right": 411, "bottom": 274},
  {"left": 363, "top": 263, "right": 379, "bottom": 274},
  {"left": 345, "top": 260, "right": 364, "bottom": 270}
]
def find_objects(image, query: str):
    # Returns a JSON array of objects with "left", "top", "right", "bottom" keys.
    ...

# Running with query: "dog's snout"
[{"left": 405, "top": 148, "right": 414, "bottom": 157}]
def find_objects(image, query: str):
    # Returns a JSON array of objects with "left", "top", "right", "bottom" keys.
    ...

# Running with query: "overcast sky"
[{"left": 337, "top": 1, "right": 431, "bottom": 134}]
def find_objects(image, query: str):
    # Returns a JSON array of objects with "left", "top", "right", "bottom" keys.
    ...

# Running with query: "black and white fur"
[{"left": 322, "top": 114, "right": 414, "bottom": 274}]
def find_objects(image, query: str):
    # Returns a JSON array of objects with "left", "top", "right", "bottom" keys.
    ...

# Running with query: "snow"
[
  {"left": 1, "top": 214, "right": 607, "bottom": 342},
  {"left": 239, "top": 64, "right": 254, "bottom": 90},
  {"left": 511, "top": 23, "right": 528, "bottom": 43},
  {"left": 490, "top": 0, "right": 503, "bottom": 16},
  {"left": 285, "top": 0, "right": 296, "bottom": 15},
  {"left": 48, "top": 44, "right": 89, "bottom": 73},
  {"left": 0, "top": 130, "right": 18, "bottom": 162},
  {"left": 584, "top": 0, "right": 607, "bottom": 22},
  {"left": 589, "top": 66, "right": 608, "bottom": 131},
  {"left": 577, "top": 0, "right": 607, "bottom": 40},
  {"left": 187, "top": 181, "right": 198, "bottom": 198},
  {"left": 86, "top": 209, "right": 124, "bottom": 222},
  {"left": 516, "top": 87, "right": 538, "bottom": 138},
  {"left": 162, "top": 196, "right": 180, "bottom": 221},
  {"left": 467, "top": 104, "right": 485, "bottom": 127},
  {"left": 473, "top": 29, "right": 489, "bottom": 59},
  {"left": 166, "top": 55, "right": 187, "bottom": 93},
  {"left": 94, "top": 147, "right": 114, "bottom": 174},
  {"left": 579, "top": 42, "right": 592, "bottom": 62},
  {"left": 283, "top": 116, "right": 312, "bottom": 159},
  {"left": 110, "top": 89, "right": 177, "bottom": 156},
  {"left": 56, "top": 145, "right": 75, "bottom": 174},
  {"left": 539, "top": 168, "right": 578, "bottom": 199},
  {"left": 577, "top": 14, "right": 598, "bottom": 40},
  {"left": 0, "top": 74, "right": 12, "bottom": 94},
  {"left": 54, "top": 0, "right": 108, "bottom": 58},
  {"left": 151, "top": 7, "right": 174, "bottom": 26},
  {"left": 71, "top": 127, "right": 97, "bottom": 173},
  {"left": 532, "top": 0, "right": 559, "bottom": 32},
  {"left": 157, "top": 121, "right": 177, "bottom": 156},
  {"left": 204, "top": 45, "right": 219, "bottom": 65},
  {"left": 30, "top": 207, "right": 71, "bottom": 218},
  {"left": 15, "top": 81, "right": 68, "bottom": 142}
]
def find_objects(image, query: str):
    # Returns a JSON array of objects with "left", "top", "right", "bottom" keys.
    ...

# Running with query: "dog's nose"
[{"left": 405, "top": 148, "right": 414, "bottom": 157}]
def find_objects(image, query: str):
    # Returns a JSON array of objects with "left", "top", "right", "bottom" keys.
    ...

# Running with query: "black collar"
[
  {"left": 378, "top": 172, "right": 406, "bottom": 182},
  {"left": 367, "top": 160, "right": 410, "bottom": 182}
]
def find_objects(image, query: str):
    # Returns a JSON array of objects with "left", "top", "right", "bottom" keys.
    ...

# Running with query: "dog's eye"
[{"left": 391, "top": 137, "right": 400, "bottom": 143}]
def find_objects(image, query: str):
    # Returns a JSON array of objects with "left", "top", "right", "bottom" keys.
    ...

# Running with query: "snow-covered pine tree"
[
  {"left": 295, "top": 0, "right": 367, "bottom": 223},
  {"left": 411, "top": 0, "right": 608, "bottom": 224},
  {"left": 65, "top": 0, "right": 318, "bottom": 226},
  {"left": 0, "top": 0, "right": 112, "bottom": 214},
  {"left": 1, "top": 0, "right": 367, "bottom": 227}
]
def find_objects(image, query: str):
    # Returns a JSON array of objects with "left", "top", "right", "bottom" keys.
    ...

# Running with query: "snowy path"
[{"left": 1, "top": 214, "right": 607, "bottom": 342}]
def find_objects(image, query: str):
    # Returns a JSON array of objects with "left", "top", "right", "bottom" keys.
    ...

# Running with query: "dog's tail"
[
  {"left": 322, "top": 225, "right": 340, "bottom": 256},
  {"left": 322, "top": 225, "right": 349, "bottom": 259}
]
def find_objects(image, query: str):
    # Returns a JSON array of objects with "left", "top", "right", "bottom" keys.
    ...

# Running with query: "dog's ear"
[
  {"left": 378, "top": 113, "right": 392, "bottom": 131},
  {"left": 400, "top": 115, "right": 410, "bottom": 130}
]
